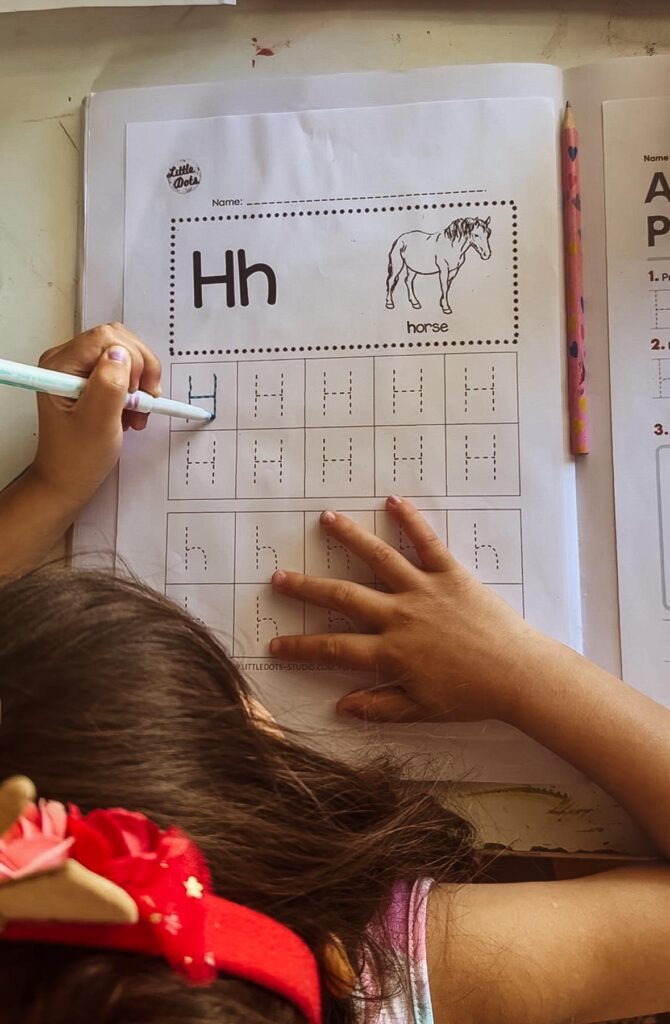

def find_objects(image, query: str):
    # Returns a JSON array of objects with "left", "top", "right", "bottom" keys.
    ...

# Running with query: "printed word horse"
[{"left": 385, "top": 216, "right": 492, "bottom": 315}]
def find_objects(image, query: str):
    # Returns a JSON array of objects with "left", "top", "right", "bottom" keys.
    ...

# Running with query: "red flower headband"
[{"left": 0, "top": 780, "right": 321, "bottom": 1024}]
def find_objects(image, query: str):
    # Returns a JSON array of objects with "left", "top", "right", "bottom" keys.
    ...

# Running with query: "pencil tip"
[{"left": 563, "top": 103, "right": 576, "bottom": 130}]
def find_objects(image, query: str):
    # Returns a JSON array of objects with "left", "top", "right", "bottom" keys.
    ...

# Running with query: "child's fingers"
[
  {"left": 113, "top": 326, "right": 161, "bottom": 431},
  {"left": 269, "top": 632, "right": 380, "bottom": 671},
  {"left": 122, "top": 407, "right": 150, "bottom": 432},
  {"left": 39, "top": 323, "right": 161, "bottom": 398},
  {"left": 40, "top": 324, "right": 162, "bottom": 433},
  {"left": 40, "top": 326, "right": 146, "bottom": 430},
  {"left": 271, "top": 570, "right": 388, "bottom": 625},
  {"left": 74, "top": 345, "right": 131, "bottom": 428},
  {"left": 40, "top": 325, "right": 137, "bottom": 382},
  {"left": 319, "top": 510, "right": 420, "bottom": 590},
  {"left": 384, "top": 496, "right": 454, "bottom": 572},
  {"left": 112, "top": 323, "right": 162, "bottom": 397},
  {"left": 337, "top": 686, "right": 431, "bottom": 723}
]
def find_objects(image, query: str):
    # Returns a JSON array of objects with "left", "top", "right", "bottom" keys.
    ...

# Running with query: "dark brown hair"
[{"left": 0, "top": 568, "right": 475, "bottom": 1023}]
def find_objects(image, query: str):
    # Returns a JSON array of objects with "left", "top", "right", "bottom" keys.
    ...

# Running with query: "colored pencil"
[
  {"left": 561, "top": 102, "right": 589, "bottom": 455},
  {"left": 0, "top": 358, "right": 213, "bottom": 423}
]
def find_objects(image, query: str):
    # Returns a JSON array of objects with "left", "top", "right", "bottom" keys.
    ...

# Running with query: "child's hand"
[
  {"left": 31, "top": 324, "right": 161, "bottom": 506},
  {"left": 270, "top": 497, "right": 547, "bottom": 723}
]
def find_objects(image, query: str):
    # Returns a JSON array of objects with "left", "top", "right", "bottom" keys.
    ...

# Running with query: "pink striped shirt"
[{"left": 356, "top": 878, "right": 435, "bottom": 1024}]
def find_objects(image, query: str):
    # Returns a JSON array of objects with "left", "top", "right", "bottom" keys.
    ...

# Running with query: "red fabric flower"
[
  {"left": 66, "top": 807, "right": 214, "bottom": 981},
  {"left": 0, "top": 802, "right": 322, "bottom": 1022}
]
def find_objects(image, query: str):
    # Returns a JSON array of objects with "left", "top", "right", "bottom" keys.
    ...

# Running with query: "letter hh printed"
[{"left": 192, "top": 250, "right": 278, "bottom": 308}]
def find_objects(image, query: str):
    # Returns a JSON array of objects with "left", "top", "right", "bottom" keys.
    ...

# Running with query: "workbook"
[{"left": 76, "top": 56, "right": 670, "bottom": 784}]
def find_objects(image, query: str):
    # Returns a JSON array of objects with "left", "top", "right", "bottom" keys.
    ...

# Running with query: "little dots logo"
[{"left": 166, "top": 160, "right": 201, "bottom": 195}]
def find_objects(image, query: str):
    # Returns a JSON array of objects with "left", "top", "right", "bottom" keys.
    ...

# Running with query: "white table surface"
[{"left": 1, "top": 0, "right": 667, "bottom": 856}]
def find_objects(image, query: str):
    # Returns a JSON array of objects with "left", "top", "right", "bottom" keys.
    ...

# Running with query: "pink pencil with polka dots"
[{"left": 561, "top": 102, "right": 589, "bottom": 455}]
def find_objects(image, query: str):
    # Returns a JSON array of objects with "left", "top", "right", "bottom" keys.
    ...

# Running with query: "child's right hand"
[
  {"left": 32, "top": 323, "right": 161, "bottom": 507},
  {"left": 270, "top": 497, "right": 550, "bottom": 724}
]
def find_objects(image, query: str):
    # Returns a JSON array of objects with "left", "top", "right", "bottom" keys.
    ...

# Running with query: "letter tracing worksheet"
[{"left": 116, "top": 97, "right": 580, "bottom": 764}]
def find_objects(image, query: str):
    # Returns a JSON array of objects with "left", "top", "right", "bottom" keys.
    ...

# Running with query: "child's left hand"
[{"left": 32, "top": 323, "right": 161, "bottom": 506}]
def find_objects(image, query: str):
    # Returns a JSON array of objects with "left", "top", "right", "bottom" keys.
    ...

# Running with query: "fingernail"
[
  {"left": 269, "top": 638, "right": 281, "bottom": 655},
  {"left": 272, "top": 570, "right": 287, "bottom": 588},
  {"left": 107, "top": 346, "right": 129, "bottom": 364},
  {"left": 387, "top": 495, "right": 403, "bottom": 507},
  {"left": 320, "top": 510, "right": 337, "bottom": 525}
]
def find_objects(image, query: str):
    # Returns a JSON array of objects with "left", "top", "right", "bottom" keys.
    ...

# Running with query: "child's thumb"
[
  {"left": 75, "top": 346, "right": 131, "bottom": 426},
  {"left": 337, "top": 686, "right": 428, "bottom": 723}
]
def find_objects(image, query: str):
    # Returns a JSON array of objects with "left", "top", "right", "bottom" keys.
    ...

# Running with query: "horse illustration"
[{"left": 385, "top": 216, "right": 492, "bottom": 315}]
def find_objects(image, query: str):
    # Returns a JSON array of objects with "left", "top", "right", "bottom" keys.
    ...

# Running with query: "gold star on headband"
[{"left": 184, "top": 876, "right": 204, "bottom": 900}]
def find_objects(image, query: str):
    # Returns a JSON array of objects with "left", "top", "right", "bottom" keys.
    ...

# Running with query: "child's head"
[{"left": 0, "top": 568, "right": 474, "bottom": 1023}]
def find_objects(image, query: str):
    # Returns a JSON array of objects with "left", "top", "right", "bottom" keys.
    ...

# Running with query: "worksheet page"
[
  {"left": 563, "top": 55, "right": 670, "bottom": 682},
  {"left": 604, "top": 97, "right": 670, "bottom": 705},
  {"left": 119, "top": 96, "right": 579, "bottom": 770},
  {"left": 119, "top": 97, "right": 581, "bottom": 770}
]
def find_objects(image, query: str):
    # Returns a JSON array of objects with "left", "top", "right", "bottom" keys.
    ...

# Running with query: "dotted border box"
[{"left": 169, "top": 196, "right": 519, "bottom": 358}]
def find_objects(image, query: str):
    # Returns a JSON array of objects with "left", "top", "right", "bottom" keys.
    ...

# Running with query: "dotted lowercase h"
[{"left": 166, "top": 511, "right": 523, "bottom": 653}]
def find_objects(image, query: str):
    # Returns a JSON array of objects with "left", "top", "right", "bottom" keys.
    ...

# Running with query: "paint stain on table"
[{"left": 251, "top": 36, "right": 291, "bottom": 68}]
